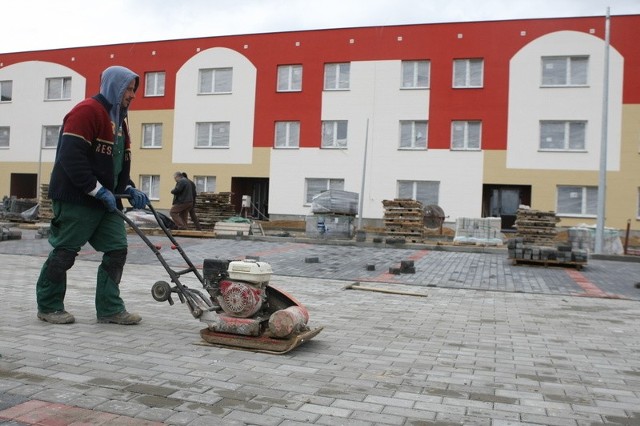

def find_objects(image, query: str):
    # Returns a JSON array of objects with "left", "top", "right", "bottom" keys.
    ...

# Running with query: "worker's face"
[{"left": 121, "top": 79, "right": 136, "bottom": 108}]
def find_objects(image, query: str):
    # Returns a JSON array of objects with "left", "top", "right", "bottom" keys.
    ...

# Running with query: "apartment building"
[{"left": 1, "top": 15, "right": 639, "bottom": 231}]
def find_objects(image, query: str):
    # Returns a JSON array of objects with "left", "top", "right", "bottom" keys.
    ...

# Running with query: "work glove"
[
  {"left": 95, "top": 187, "right": 117, "bottom": 212},
  {"left": 125, "top": 186, "right": 149, "bottom": 210}
]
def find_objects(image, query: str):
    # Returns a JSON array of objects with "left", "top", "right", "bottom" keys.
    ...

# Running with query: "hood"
[{"left": 99, "top": 65, "right": 139, "bottom": 128}]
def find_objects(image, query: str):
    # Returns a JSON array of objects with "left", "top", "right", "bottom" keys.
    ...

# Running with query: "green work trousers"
[{"left": 36, "top": 200, "right": 128, "bottom": 317}]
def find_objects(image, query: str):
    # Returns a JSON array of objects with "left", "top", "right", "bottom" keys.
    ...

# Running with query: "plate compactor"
[{"left": 116, "top": 201, "right": 322, "bottom": 354}]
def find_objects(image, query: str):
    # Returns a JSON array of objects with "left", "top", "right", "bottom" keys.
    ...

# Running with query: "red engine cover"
[{"left": 217, "top": 280, "right": 263, "bottom": 318}]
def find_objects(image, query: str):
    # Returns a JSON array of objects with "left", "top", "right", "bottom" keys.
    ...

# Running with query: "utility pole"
[{"left": 595, "top": 7, "right": 610, "bottom": 254}]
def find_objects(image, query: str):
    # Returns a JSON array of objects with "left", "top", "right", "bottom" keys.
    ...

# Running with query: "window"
[
  {"left": 305, "top": 178, "right": 345, "bottom": 203},
  {"left": 142, "top": 123, "right": 163, "bottom": 148},
  {"left": 198, "top": 68, "right": 232, "bottom": 94},
  {"left": 145, "top": 72, "right": 165, "bottom": 97},
  {"left": 196, "top": 122, "right": 230, "bottom": 148},
  {"left": 539, "top": 121, "right": 586, "bottom": 151},
  {"left": 274, "top": 121, "right": 300, "bottom": 148},
  {"left": 451, "top": 121, "right": 481, "bottom": 150},
  {"left": 453, "top": 59, "right": 483, "bottom": 88},
  {"left": 321, "top": 120, "right": 348, "bottom": 148},
  {"left": 399, "top": 121, "right": 428, "bottom": 149},
  {"left": 402, "top": 61, "right": 430, "bottom": 88},
  {"left": 0, "top": 127, "right": 9, "bottom": 148},
  {"left": 42, "top": 125, "right": 61, "bottom": 148},
  {"left": 324, "top": 63, "right": 350, "bottom": 90},
  {"left": 557, "top": 186, "right": 597, "bottom": 216},
  {"left": 0, "top": 80, "right": 12, "bottom": 102},
  {"left": 194, "top": 176, "right": 216, "bottom": 193},
  {"left": 398, "top": 180, "right": 440, "bottom": 206},
  {"left": 45, "top": 77, "right": 71, "bottom": 100},
  {"left": 140, "top": 175, "right": 160, "bottom": 200},
  {"left": 542, "top": 56, "right": 588, "bottom": 86},
  {"left": 277, "top": 65, "right": 302, "bottom": 92}
]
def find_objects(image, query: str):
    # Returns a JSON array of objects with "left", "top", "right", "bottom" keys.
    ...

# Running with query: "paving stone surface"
[{"left": 1, "top": 228, "right": 640, "bottom": 425}]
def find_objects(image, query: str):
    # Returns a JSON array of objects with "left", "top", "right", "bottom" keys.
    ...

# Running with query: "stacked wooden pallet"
[
  {"left": 194, "top": 192, "right": 236, "bottom": 230},
  {"left": 514, "top": 208, "right": 559, "bottom": 247},
  {"left": 382, "top": 199, "right": 424, "bottom": 239}
]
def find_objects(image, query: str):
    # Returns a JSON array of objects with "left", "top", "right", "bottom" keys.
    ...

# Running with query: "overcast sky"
[{"left": 1, "top": 0, "right": 638, "bottom": 54}]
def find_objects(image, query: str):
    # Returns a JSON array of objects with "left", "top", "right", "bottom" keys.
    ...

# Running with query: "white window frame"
[
  {"left": 0, "top": 126, "right": 9, "bottom": 148},
  {"left": 453, "top": 59, "right": 483, "bottom": 88},
  {"left": 277, "top": 65, "right": 302, "bottom": 92},
  {"left": 274, "top": 121, "right": 300, "bottom": 148},
  {"left": 194, "top": 176, "right": 216, "bottom": 193},
  {"left": 397, "top": 180, "right": 440, "bottom": 207},
  {"left": 305, "top": 178, "right": 345, "bottom": 204},
  {"left": 196, "top": 122, "right": 230, "bottom": 148},
  {"left": 140, "top": 175, "right": 161, "bottom": 200},
  {"left": 41, "top": 125, "right": 61, "bottom": 149},
  {"left": 321, "top": 120, "right": 348, "bottom": 148},
  {"left": 539, "top": 120, "right": 587, "bottom": 151},
  {"left": 451, "top": 121, "right": 481, "bottom": 150},
  {"left": 144, "top": 72, "right": 165, "bottom": 97},
  {"left": 557, "top": 186, "right": 597, "bottom": 217},
  {"left": 142, "top": 123, "right": 163, "bottom": 148},
  {"left": 401, "top": 61, "right": 430, "bottom": 89},
  {"left": 198, "top": 68, "right": 232, "bottom": 94},
  {"left": 399, "top": 120, "right": 428, "bottom": 149},
  {"left": 45, "top": 77, "right": 72, "bottom": 100},
  {"left": 541, "top": 56, "right": 588, "bottom": 87},
  {"left": 324, "top": 63, "right": 350, "bottom": 90},
  {"left": 637, "top": 188, "right": 640, "bottom": 219},
  {"left": 0, "top": 80, "right": 12, "bottom": 102}
]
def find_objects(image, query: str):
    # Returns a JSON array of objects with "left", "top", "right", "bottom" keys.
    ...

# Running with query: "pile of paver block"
[
  {"left": 507, "top": 237, "right": 588, "bottom": 268},
  {"left": 453, "top": 217, "right": 503, "bottom": 245}
]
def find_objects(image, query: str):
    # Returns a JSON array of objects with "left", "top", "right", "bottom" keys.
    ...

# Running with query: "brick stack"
[
  {"left": 514, "top": 208, "right": 559, "bottom": 247},
  {"left": 382, "top": 199, "right": 424, "bottom": 240},
  {"left": 38, "top": 184, "right": 53, "bottom": 221}
]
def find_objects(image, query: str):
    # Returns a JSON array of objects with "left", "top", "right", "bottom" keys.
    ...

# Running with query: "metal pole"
[
  {"left": 357, "top": 119, "right": 369, "bottom": 230},
  {"left": 595, "top": 8, "right": 610, "bottom": 254}
]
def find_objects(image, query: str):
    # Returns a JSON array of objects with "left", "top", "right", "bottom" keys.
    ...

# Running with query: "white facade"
[
  {"left": 0, "top": 61, "right": 85, "bottom": 163},
  {"left": 269, "top": 60, "right": 484, "bottom": 219},
  {"left": 507, "top": 31, "right": 623, "bottom": 171},
  {"left": 173, "top": 47, "right": 257, "bottom": 164}
]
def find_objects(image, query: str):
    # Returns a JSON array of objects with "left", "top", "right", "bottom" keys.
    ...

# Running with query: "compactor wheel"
[{"left": 151, "top": 280, "right": 173, "bottom": 302}]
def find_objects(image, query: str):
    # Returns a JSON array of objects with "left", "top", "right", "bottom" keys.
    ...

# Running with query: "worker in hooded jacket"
[{"left": 35, "top": 66, "right": 149, "bottom": 325}]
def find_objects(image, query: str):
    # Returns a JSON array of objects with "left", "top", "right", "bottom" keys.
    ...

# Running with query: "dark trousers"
[
  {"left": 36, "top": 200, "right": 128, "bottom": 317},
  {"left": 170, "top": 202, "right": 193, "bottom": 229}
]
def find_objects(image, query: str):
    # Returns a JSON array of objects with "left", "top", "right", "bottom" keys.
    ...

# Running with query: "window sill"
[
  {"left": 538, "top": 149, "right": 587, "bottom": 153},
  {"left": 540, "top": 84, "right": 590, "bottom": 89}
]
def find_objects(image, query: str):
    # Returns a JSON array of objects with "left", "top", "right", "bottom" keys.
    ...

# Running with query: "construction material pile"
[
  {"left": 382, "top": 199, "right": 424, "bottom": 240},
  {"left": 306, "top": 190, "right": 358, "bottom": 239},
  {"left": 453, "top": 217, "right": 503, "bottom": 246},
  {"left": 509, "top": 208, "right": 587, "bottom": 268},
  {"left": 514, "top": 208, "right": 559, "bottom": 246},
  {"left": 194, "top": 192, "right": 236, "bottom": 230},
  {"left": 39, "top": 184, "right": 53, "bottom": 221}
]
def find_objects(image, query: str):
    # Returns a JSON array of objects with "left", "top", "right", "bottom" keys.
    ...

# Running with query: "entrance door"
[
  {"left": 10, "top": 173, "right": 38, "bottom": 199},
  {"left": 482, "top": 185, "right": 531, "bottom": 231},
  {"left": 230, "top": 177, "right": 269, "bottom": 219}
]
